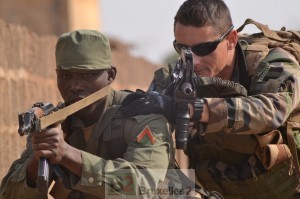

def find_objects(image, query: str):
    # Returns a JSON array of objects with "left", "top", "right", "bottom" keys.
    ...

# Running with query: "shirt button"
[{"left": 88, "top": 177, "right": 94, "bottom": 183}]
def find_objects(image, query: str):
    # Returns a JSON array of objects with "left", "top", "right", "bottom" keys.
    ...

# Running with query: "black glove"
[{"left": 120, "top": 90, "right": 177, "bottom": 123}]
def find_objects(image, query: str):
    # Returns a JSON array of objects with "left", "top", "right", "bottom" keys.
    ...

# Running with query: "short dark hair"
[{"left": 174, "top": 0, "right": 233, "bottom": 35}]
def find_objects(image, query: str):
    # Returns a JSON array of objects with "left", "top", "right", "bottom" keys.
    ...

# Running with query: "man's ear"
[
  {"left": 227, "top": 29, "right": 238, "bottom": 50},
  {"left": 107, "top": 66, "right": 117, "bottom": 84}
]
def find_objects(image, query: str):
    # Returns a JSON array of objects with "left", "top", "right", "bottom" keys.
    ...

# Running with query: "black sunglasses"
[{"left": 173, "top": 25, "right": 234, "bottom": 57}]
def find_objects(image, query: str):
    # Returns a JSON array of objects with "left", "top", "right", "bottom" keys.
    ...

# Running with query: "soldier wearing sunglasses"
[{"left": 123, "top": 0, "right": 300, "bottom": 198}]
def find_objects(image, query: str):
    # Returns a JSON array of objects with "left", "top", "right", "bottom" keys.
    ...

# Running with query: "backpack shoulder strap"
[
  {"left": 237, "top": 18, "right": 288, "bottom": 42},
  {"left": 149, "top": 61, "right": 177, "bottom": 93},
  {"left": 103, "top": 105, "right": 128, "bottom": 159},
  {"left": 112, "top": 90, "right": 132, "bottom": 105},
  {"left": 86, "top": 104, "right": 121, "bottom": 154},
  {"left": 104, "top": 90, "right": 135, "bottom": 159},
  {"left": 86, "top": 90, "right": 130, "bottom": 155}
]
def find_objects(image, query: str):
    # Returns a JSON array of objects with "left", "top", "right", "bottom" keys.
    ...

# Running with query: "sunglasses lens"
[
  {"left": 173, "top": 40, "right": 219, "bottom": 57},
  {"left": 192, "top": 41, "right": 219, "bottom": 56},
  {"left": 173, "top": 25, "right": 233, "bottom": 57},
  {"left": 173, "top": 42, "right": 186, "bottom": 54}
]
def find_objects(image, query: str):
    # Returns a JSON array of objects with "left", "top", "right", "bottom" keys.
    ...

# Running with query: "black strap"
[
  {"left": 193, "top": 99, "right": 205, "bottom": 122},
  {"left": 107, "top": 108, "right": 128, "bottom": 159}
]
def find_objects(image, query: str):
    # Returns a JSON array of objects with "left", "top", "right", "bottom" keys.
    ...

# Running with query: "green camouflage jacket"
[{"left": 149, "top": 42, "right": 300, "bottom": 199}]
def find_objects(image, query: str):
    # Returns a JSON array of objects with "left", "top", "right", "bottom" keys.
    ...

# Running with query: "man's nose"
[
  {"left": 192, "top": 54, "right": 202, "bottom": 66},
  {"left": 69, "top": 78, "right": 85, "bottom": 93}
]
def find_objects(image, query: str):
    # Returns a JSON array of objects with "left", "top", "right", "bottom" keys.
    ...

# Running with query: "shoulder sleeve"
[
  {"left": 204, "top": 48, "right": 300, "bottom": 134},
  {"left": 148, "top": 61, "right": 177, "bottom": 93},
  {"left": 71, "top": 114, "right": 173, "bottom": 198},
  {"left": 0, "top": 135, "right": 42, "bottom": 198}
]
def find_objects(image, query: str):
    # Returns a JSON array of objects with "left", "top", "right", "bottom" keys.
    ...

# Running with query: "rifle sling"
[{"left": 38, "top": 85, "right": 111, "bottom": 130}]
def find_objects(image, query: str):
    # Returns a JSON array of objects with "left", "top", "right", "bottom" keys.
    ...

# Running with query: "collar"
[{"left": 231, "top": 41, "right": 250, "bottom": 90}]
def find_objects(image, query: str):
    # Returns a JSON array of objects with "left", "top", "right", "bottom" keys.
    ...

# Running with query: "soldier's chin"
[
  {"left": 65, "top": 99, "right": 81, "bottom": 106},
  {"left": 195, "top": 70, "right": 211, "bottom": 77},
  {"left": 73, "top": 106, "right": 92, "bottom": 118}
]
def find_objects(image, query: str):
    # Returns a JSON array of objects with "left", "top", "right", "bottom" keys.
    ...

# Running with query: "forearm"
[
  {"left": 70, "top": 146, "right": 168, "bottom": 198},
  {"left": 60, "top": 144, "right": 82, "bottom": 177},
  {"left": 0, "top": 154, "right": 40, "bottom": 198},
  {"left": 203, "top": 92, "right": 296, "bottom": 134}
]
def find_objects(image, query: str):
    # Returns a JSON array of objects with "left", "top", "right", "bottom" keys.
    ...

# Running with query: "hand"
[
  {"left": 31, "top": 123, "right": 66, "bottom": 164},
  {"left": 27, "top": 122, "right": 83, "bottom": 181},
  {"left": 121, "top": 90, "right": 177, "bottom": 123}
]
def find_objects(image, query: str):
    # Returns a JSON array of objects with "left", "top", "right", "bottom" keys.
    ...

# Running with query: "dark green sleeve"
[{"left": 0, "top": 135, "right": 44, "bottom": 198}]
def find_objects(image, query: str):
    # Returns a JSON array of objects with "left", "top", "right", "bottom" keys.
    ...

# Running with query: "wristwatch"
[{"left": 193, "top": 98, "right": 205, "bottom": 122}]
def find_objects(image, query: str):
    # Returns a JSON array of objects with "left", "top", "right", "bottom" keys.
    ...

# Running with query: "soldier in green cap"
[{"left": 0, "top": 29, "right": 182, "bottom": 198}]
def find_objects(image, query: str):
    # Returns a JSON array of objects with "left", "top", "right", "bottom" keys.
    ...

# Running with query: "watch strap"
[{"left": 193, "top": 98, "right": 204, "bottom": 122}]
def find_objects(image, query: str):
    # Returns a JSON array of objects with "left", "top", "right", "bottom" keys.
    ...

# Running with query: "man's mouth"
[
  {"left": 195, "top": 68, "right": 211, "bottom": 76},
  {"left": 65, "top": 96, "right": 84, "bottom": 105}
]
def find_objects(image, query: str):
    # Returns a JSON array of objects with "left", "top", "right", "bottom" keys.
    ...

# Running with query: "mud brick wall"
[
  {"left": 0, "top": 19, "right": 60, "bottom": 179},
  {"left": 0, "top": 0, "right": 69, "bottom": 36},
  {"left": 0, "top": 19, "right": 160, "bottom": 180}
]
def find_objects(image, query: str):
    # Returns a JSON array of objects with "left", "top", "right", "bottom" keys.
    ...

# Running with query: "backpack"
[
  {"left": 236, "top": 18, "right": 300, "bottom": 176},
  {"left": 237, "top": 18, "right": 300, "bottom": 75}
]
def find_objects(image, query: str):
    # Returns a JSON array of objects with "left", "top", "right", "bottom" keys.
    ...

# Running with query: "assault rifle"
[
  {"left": 172, "top": 48, "right": 197, "bottom": 150},
  {"left": 18, "top": 102, "right": 63, "bottom": 194},
  {"left": 17, "top": 85, "right": 111, "bottom": 195}
]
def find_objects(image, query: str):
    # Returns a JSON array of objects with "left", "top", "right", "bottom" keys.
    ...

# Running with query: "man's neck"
[
  {"left": 217, "top": 50, "right": 236, "bottom": 80},
  {"left": 77, "top": 99, "right": 107, "bottom": 127}
]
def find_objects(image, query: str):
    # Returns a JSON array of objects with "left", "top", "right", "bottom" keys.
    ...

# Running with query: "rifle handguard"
[{"left": 193, "top": 99, "right": 205, "bottom": 122}]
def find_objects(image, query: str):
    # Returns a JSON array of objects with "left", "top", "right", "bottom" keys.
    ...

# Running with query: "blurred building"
[
  {"left": 0, "top": 0, "right": 100, "bottom": 36},
  {"left": 0, "top": 0, "right": 159, "bottom": 90}
]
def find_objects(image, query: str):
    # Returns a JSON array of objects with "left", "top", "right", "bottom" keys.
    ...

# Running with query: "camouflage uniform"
[{"left": 149, "top": 42, "right": 300, "bottom": 198}]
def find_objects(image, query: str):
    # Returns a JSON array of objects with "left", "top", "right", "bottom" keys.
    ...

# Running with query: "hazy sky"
[{"left": 100, "top": 0, "right": 299, "bottom": 65}]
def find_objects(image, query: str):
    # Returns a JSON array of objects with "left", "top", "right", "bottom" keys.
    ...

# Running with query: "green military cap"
[{"left": 55, "top": 29, "right": 111, "bottom": 71}]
